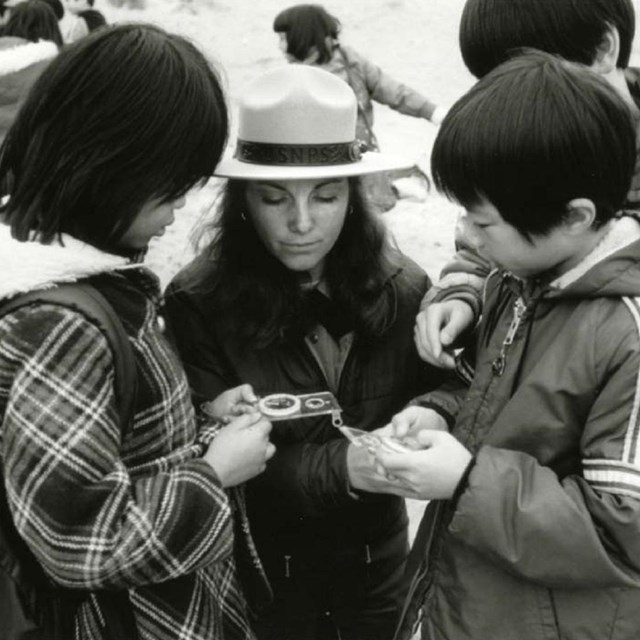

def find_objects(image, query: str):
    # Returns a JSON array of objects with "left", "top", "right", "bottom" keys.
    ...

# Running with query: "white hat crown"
[
  {"left": 215, "top": 65, "right": 413, "bottom": 180},
  {"left": 238, "top": 65, "right": 357, "bottom": 145}
]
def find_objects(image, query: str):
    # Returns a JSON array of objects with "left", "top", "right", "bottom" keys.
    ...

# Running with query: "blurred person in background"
[
  {"left": 0, "top": 0, "right": 60, "bottom": 143},
  {"left": 273, "top": 3, "right": 446, "bottom": 213}
]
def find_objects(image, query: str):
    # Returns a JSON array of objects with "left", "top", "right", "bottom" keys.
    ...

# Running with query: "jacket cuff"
[{"left": 414, "top": 400, "right": 455, "bottom": 431}]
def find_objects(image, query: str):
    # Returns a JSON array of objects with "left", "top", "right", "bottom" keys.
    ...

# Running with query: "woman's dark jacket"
[{"left": 164, "top": 254, "right": 440, "bottom": 610}]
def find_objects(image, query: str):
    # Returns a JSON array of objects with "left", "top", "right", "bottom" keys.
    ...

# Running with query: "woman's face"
[{"left": 245, "top": 177, "right": 349, "bottom": 281}]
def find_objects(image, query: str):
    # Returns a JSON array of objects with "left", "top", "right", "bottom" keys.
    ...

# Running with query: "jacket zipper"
[{"left": 491, "top": 296, "right": 526, "bottom": 376}]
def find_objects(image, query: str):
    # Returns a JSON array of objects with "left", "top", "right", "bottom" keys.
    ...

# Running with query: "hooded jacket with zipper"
[
  {"left": 397, "top": 214, "right": 640, "bottom": 640},
  {"left": 164, "top": 252, "right": 442, "bottom": 639},
  {"left": 0, "top": 224, "right": 259, "bottom": 640},
  {"left": 424, "top": 68, "right": 640, "bottom": 317}
]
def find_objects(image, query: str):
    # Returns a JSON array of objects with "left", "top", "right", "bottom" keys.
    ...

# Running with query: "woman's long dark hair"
[{"left": 179, "top": 177, "right": 403, "bottom": 348}]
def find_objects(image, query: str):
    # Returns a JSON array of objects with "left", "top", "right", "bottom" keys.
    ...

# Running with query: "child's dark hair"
[
  {"left": 460, "top": 0, "right": 635, "bottom": 79},
  {"left": 5, "top": 0, "right": 63, "bottom": 47},
  {"left": 0, "top": 23, "right": 228, "bottom": 253},
  {"left": 178, "top": 177, "right": 403, "bottom": 347},
  {"left": 273, "top": 4, "right": 340, "bottom": 64},
  {"left": 79, "top": 9, "right": 106, "bottom": 32},
  {"left": 41, "top": 0, "right": 64, "bottom": 20},
  {"left": 431, "top": 50, "right": 636, "bottom": 237}
]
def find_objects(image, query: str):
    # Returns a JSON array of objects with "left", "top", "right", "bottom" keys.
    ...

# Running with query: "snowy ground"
[{"left": 96, "top": 0, "right": 640, "bottom": 539}]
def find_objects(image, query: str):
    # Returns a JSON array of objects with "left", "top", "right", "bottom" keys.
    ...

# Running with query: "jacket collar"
[
  {"left": 0, "top": 223, "right": 140, "bottom": 301},
  {"left": 548, "top": 213, "right": 640, "bottom": 295}
]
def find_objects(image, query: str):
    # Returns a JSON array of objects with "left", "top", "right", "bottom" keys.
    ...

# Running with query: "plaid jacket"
[{"left": 0, "top": 266, "right": 256, "bottom": 640}]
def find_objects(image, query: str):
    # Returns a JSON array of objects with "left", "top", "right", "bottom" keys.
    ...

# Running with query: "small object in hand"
[
  {"left": 256, "top": 391, "right": 342, "bottom": 422},
  {"left": 258, "top": 393, "right": 302, "bottom": 418},
  {"left": 338, "top": 426, "right": 410, "bottom": 452}
]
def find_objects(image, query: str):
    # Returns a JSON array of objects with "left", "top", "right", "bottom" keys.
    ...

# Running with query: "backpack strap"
[
  {"left": 0, "top": 283, "right": 137, "bottom": 429},
  {"left": 0, "top": 282, "right": 139, "bottom": 639}
]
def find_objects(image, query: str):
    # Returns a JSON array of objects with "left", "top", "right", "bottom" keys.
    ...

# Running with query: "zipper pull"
[
  {"left": 284, "top": 554, "right": 291, "bottom": 578},
  {"left": 491, "top": 297, "right": 526, "bottom": 376}
]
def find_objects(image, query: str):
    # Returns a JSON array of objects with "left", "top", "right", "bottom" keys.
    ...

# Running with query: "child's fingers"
[
  {"left": 236, "top": 383, "right": 258, "bottom": 404},
  {"left": 375, "top": 448, "right": 412, "bottom": 472},
  {"left": 265, "top": 442, "right": 276, "bottom": 460}
]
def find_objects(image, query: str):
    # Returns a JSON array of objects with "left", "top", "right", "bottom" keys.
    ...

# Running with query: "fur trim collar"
[
  {"left": 550, "top": 215, "right": 640, "bottom": 291},
  {"left": 0, "top": 40, "right": 57, "bottom": 76},
  {"left": 0, "top": 224, "right": 139, "bottom": 300}
]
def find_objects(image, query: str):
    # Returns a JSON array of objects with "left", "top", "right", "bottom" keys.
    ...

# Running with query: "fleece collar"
[
  {"left": 0, "top": 40, "right": 57, "bottom": 76},
  {"left": 0, "top": 223, "right": 139, "bottom": 301},
  {"left": 549, "top": 214, "right": 640, "bottom": 296}
]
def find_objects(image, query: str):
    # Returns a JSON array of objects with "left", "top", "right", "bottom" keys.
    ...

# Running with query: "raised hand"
[{"left": 414, "top": 299, "right": 474, "bottom": 368}]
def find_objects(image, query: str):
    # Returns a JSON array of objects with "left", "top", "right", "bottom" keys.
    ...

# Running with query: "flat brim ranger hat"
[{"left": 215, "top": 64, "right": 413, "bottom": 180}]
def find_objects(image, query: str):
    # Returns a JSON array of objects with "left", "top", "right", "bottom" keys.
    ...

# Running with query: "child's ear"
[
  {"left": 593, "top": 25, "right": 620, "bottom": 75},
  {"left": 564, "top": 198, "right": 597, "bottom": 234}
]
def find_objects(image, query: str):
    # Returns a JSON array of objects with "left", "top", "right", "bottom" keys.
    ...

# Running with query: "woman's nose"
[{"left": 289, "top": 202, "right": 313, "bottom": 233}]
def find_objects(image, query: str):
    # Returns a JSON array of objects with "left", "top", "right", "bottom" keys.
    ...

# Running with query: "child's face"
[
  {"left": 118, "top": 194, "right": 186, "bottom": 251},
  {"left": 462, "top": 199, "right": 592, "bottom": 280},
  {"left": 66, "top": 0, "right": 90, "bottom": 15}
]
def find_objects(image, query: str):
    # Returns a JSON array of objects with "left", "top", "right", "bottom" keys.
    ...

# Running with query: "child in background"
[
  {"left": 61, "top": 0, "right": 103, "bottom": 41},
  {"left": 377, "top": 50, "right": 640, "bottom": 640},
  {"left": 273, "top": 4, "right": 445, "bottom": 213},
  {"left": 0, "top": 0, "right": 61, "bottom": 143},
  {"left": 78, "top": 6, "right": 105, "bottom": 31},
  {"left": 0, "top": 23, "right": 273, "bottom": 640}
]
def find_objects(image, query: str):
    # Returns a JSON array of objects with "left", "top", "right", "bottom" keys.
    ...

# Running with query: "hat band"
[{"left": 235, "top": 139, "right": 362, "bottom": 166}]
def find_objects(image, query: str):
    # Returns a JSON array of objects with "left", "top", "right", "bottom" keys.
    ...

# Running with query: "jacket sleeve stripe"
[
  {"left": 621, "top": 296, "right": 640, "bottom": 465},
  {"left": 583, "top": 459, "right": 640, "bottom": 496}
]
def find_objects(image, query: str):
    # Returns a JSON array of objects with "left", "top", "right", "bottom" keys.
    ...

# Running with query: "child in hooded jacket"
[{"left": 377, "top": 50, "right": 640, "bottom": 640}]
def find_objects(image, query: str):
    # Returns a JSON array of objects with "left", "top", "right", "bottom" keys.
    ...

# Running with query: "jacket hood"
[
  {"left": 0, "top": 223, "right": 138, "bottom": 301},
  {"left": 547, "top": 214, "right": 640, "bottom": 299}
]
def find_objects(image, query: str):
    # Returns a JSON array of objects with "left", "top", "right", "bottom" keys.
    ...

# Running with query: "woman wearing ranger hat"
[{"left": 164, "top": 65, "right": 445, "bottom": 640}]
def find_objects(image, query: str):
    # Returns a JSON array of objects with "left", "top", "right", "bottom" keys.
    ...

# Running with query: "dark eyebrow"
[
  {"left": 315, "top": 179, "right": 342, "bottom": 188},
  {"left": 254, "top": 179, "right": 343, "bottom": 191},
  {"left": 255, "top": 182, "right": 287, "bottom": 191}
]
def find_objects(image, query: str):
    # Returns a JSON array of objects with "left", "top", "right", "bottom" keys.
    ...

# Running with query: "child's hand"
[
  {"left": 414, "top": 300, "right": 474, "bottom": 368},
  {"left": 374, "top": 430, "right": 471, "bottom": 500},
  {"left": 206, "top": 384, "right": 259, "bottom": 423},
  {"left": 346, "top": 442, "right": 409, "bottom": 494},
  {"left": 204, "top": 412, "right": 275, "bottom": 488},
  {"left": 389, "top": 406, "right": 448, "bottom": 449}
]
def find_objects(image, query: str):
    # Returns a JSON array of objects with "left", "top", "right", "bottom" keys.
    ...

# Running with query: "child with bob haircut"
[
  {"left": 377, "top": 50, "right": 640, "bottom": 640},
  {"left": 0, "top": 23, "right": 274, "bottom": 640},
  {"left": 415, "top": 0, "right": 640, "bottom": 377}
]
